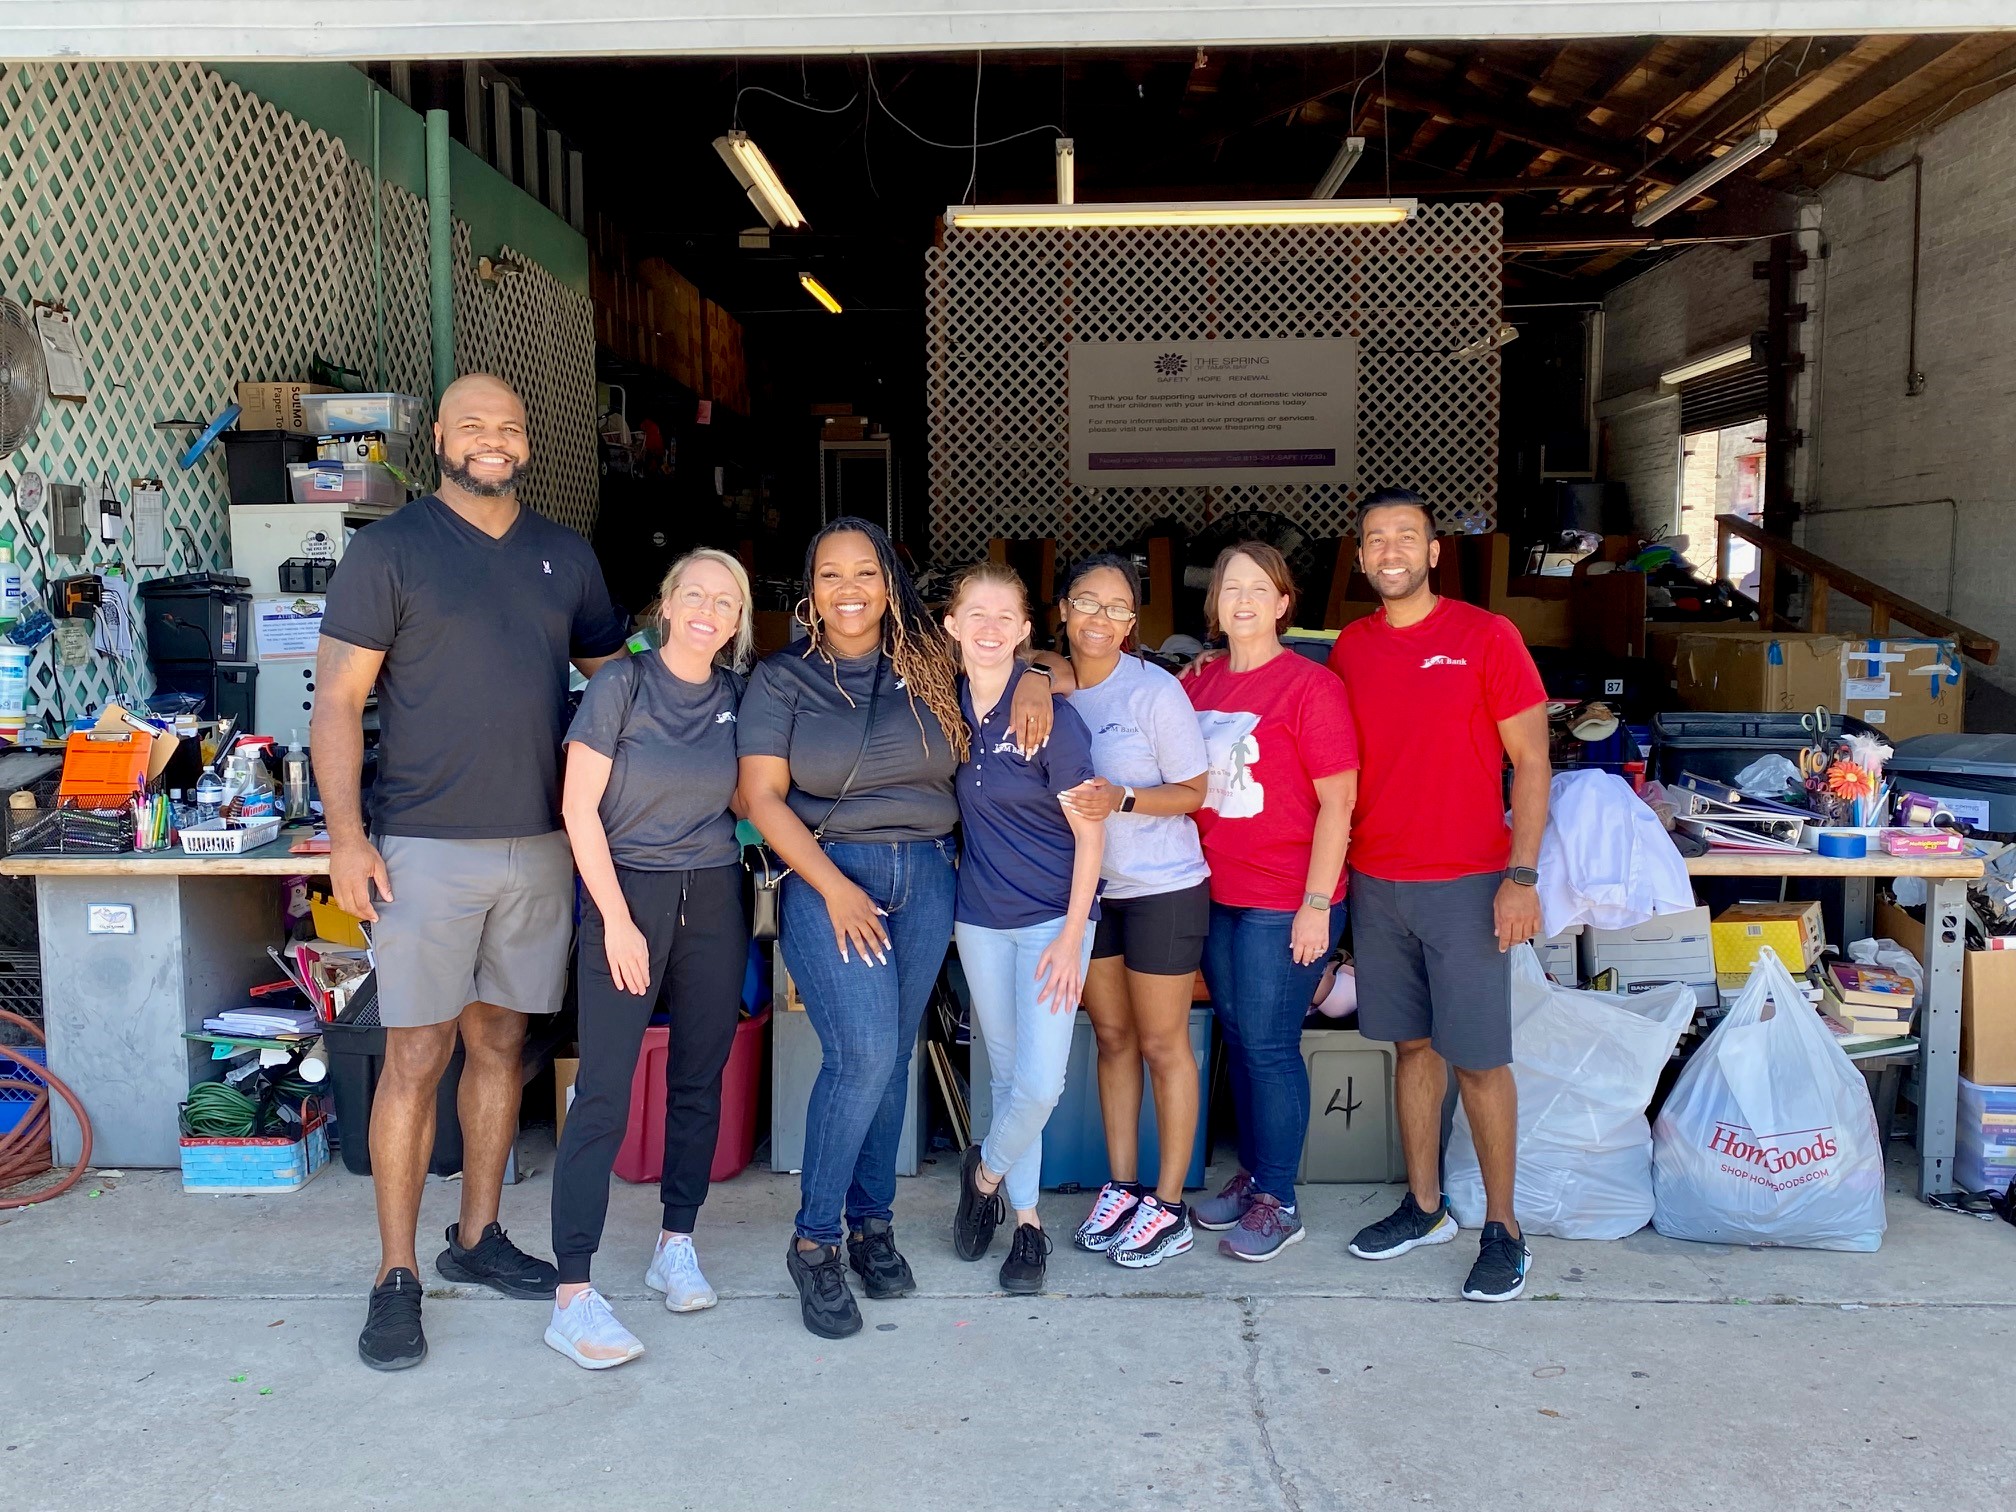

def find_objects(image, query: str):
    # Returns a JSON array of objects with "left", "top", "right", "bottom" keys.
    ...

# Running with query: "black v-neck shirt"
[{"left": 321, "top": 494, "right": 631, "bottom": 839}]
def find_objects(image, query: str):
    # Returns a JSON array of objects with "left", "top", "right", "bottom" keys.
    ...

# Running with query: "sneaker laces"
[
  {"left": 805, "top": 1246, "right": 850, "bottom": 1303},
  {"left": 662, "top": 1238, "right": 702, "bottom": 1279},
  {"left": 1478, "top": 1227, "right": 1525, "bottom": 1271},
  {"left": 1237, "top": 1198, "right": 1286, "bottom": 1238},
  {"left": 1011, "top": 1225, "right": 1053, "bottom": 1267},
  {"left": 1214, "top": 1171, "right": 1255, "bottom": 1204},
  {"left": 1117, "top": 1199, "right": 1171, "bottom": 1249},
  {"left": 372, "top": 1271, "right": 422, "bottom": 1324},
  {"left": 858, "top": 1227, "right": 901, "bottom": 1272},
  {"left": 1082, "top": 1185, "right": 1133, "bottom": 1232}
]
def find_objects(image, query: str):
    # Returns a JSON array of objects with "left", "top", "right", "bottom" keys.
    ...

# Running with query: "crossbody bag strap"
[{"left": 810, "top": 655, "right": 883, "bottom": 842}]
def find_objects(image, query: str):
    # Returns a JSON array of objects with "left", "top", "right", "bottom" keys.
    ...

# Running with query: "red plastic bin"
[{"left": 613, "top": 1008, "right": 769, "bottom": 1185}]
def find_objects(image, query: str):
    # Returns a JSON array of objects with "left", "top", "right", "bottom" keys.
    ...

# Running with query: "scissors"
[
  {"left": 1800, "top": 706, "right": 1833, "bottom": 744},
  {"left": 1798, "top": 705, "right": 1833, "bottom": 779}
]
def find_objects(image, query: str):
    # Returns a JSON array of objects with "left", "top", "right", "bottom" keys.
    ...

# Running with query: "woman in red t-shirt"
[{"left": 1183, "top": 544, "right": 1359, "bottom": 1262}]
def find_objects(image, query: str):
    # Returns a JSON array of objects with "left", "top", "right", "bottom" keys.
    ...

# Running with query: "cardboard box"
[
  {"left": 554, "top": 1055, "right": 580, "bottom": 1142},
  {"left": 821, "top": 416, "right": 870, "bottom": 442},
  {"left": 1582, "top": 905, "right": 1718, "bottom": 1007},
  {"left": 1712, "top": 900, "right": 1825, "bottom": 975},
  {"left": 1879, "top": 901, "right": 2016, "bottom": 1085},
  {"left": 1666, "top": 631, "right": 1964, "bottom": 741},
  {"left": 236, "top": 382, "right": 338, "bottom": 434}
]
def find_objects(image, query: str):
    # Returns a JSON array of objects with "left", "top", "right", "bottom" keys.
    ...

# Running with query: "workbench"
[
  {"left": 1, "top": 839, "right": 329, "bottom": 1167},
  {"left": 1685, "top": 850, "right": 1984, "bottom": 1199}
]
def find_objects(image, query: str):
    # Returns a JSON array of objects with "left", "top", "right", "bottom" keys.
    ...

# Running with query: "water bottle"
[
  {"left": 0, "top": 545, "right": 22, "bottom": 635},
  {"left": 195, "top": 768, "right": 225, "bottom": 823},
  {"left": 283, "top": 734, "right": 311, "bottom": 822}
]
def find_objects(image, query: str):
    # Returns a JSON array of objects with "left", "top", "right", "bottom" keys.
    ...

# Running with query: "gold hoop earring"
[{"left": 793, "top": 597, "right": 821, "bottom": 635}]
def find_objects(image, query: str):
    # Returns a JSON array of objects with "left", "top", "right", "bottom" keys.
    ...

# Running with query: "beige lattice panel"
[
  {"left": 0, "top": 61, "right": 598, "bottom": 721},
  {"left": 924, "top": 206, "right": 1503, "bottom": 567}
]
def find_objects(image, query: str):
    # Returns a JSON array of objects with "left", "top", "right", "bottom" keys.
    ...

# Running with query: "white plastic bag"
[
  {"left": 1446, "top": 945, "right": 1694, "bottom": 1240},
  {"left": 1651, "top": 946, "right": 1887, "bottom": 1251}
]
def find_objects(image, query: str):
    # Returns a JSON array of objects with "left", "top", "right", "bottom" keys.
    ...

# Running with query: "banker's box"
[
  {"left": 1712, "top": 900, "right": 1824, "bottom": 975},
  {"left": 1581, "top": 905, "right": 1717, "bottom": 1007}
]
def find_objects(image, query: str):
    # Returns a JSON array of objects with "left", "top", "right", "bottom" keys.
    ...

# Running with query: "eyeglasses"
[
  {"left": 674, "top": 587, "right": 744, "bottom": 619},
  {"left": 1066, "top": 595, "right": 1138, "bottom": 624}
]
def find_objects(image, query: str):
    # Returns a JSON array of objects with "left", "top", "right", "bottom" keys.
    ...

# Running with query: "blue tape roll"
[{"left": 1817, "top": 831, "right": 1867, "bottom": 859}]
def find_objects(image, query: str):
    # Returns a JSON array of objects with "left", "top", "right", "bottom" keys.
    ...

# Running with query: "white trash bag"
[
  {"left": 1651, "top": 946, "right": 1887, "bottom": 1251},
  {"left": 1446, "top": 945, "right": 1694, "bottom": 1240}
]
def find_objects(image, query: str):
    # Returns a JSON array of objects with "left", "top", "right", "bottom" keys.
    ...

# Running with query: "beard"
[
  {"left": 436, "top": 446, "right": 524, "bottom": 498},
  {"left": 1367, "top": 562, "right": 1430, "bottom": 600}
]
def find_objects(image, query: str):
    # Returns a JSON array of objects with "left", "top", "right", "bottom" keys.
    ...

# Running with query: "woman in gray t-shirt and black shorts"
[
  {"left": 543, "top": 549, "right": 754, "bottom": 1371},
  {"left": 1050, "top": 554, "right": 1212, "bottom": 1271}
]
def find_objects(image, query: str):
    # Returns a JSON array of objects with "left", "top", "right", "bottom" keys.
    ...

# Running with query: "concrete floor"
[{"left": 3, "top": 1139, "right": 2013, "bottom": 1511}]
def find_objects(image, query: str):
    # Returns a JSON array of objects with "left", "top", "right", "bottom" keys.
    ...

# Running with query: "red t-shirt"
[
  {"left": 1326, "top": 598, "right": 1546, "bottom": 883},
  {"left": 1185, "top": 650, "right": 1360, "bottom": 911}
]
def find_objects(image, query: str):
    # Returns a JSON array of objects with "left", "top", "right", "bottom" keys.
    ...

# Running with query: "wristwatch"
[
  {"left": 1025, "top": 661, "right": 1053, "bottom": 679},
  {"left": 1505, "top": 866, "right": 1540, "bottom": 887},
  {"left": 1120, "top": 786, "right": 1138, "bottom": 813},
  {"left": 1303, "top": 891, "right": 1332, "bottom": 910}
]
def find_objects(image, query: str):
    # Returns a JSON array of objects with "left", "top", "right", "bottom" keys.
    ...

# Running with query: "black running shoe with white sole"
[
  {"left": 787, "top": 1240, "right": 863, "bottom": 1339},
  {"left": 1462, "top": 1222, "right": 1531, "bottom": 1303},
  {"left": 358, "top": 1267, "right": 427, "bottom": 1371},
  {"left": 953, "top": 1144, "right": 1006, "bottom": 1261},
  {"left": 1347, "top": 1192, "right": 1460, "bottom": 1261},
  {"left": 1072, "top": 1182, "right": 1141, "bottom": 1253},
  {"left": 1109, "top": 1196, "right": 1193, "bottom": 1269},
  {"left": 434, "top": 1222, "right": 559, "bottom": 1299},
  {"left": 847, "top": 1217, "right": 917, "bottom": 1299}
]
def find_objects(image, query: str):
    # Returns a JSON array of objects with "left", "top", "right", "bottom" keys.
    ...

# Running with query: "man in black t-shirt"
[{"left": 312, "top": 374, "right": 630, "bottom": 1371}]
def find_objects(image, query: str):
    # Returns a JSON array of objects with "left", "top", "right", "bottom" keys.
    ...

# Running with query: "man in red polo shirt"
[{"left": 1327, "top": 487, "right": 1551, "bottom": 1302}]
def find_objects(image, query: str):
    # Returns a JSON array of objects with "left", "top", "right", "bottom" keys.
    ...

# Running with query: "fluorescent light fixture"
[
  {"left": 714, "top": 130, "right": 806, "bottom": 230},
  {"left": 1454, "top": 322, "right": 1520, "bottom": 360},
  {"left": 944, "top": 198, "right": 1417, "bottom": 229},
  {"left": 1055, "top": 138, "right": 1076, "bottom": 206},
  {"left": 1631, "top": 128, "right": 1778, "bottom": 228},
  {"left": 799, "top": 273, "right": 843, "bottom": 315},
  {"left": 1660, "top": 336, "right": 1754, "bottom": 387},
  {"left": 1311, "top": 137, "right": 1366, "bottom": 199}
]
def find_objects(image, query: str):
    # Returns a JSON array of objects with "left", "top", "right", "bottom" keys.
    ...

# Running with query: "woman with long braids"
[{"left": 737, "top": 518, "right": 1053, "bottom": 1338}]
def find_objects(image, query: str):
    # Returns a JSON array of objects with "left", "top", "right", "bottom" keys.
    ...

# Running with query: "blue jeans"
[
  {"left": 1201, "top": 901, "right": 1348, "bottom": 1210},
  {"left": 955, "top": 916, "right": 1095, "bottom": 1213},
  {"left": 781, "top": 837, "right": 958, "bottom": 1245}
]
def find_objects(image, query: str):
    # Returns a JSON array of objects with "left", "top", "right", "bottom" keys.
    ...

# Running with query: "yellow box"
[{"left": 1712, "top": 900, "right": 1825, "bottom": 975}]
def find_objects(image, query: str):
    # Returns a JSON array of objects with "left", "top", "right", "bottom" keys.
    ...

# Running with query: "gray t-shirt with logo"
[
  {"left": 564, "top": 655, "right": 744, "bottom": 871},
  {"left": 1067, "top": 654, "right": 1211, "bottom": 899}
]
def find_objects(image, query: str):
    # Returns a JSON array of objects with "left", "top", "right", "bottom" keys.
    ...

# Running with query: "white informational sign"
[
  {"left": 255, "top": 597, "right": 325, "bottom": 660},
  {"left": 1067, "top": 336, "right": 1357, "bottom": 488}
]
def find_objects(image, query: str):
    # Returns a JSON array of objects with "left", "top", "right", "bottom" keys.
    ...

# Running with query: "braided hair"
[{"left": 800, "top": 517, "right": 970, "bottom": 763}]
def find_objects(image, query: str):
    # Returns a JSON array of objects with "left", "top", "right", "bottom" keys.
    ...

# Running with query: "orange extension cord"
[{"left": 0, "top": 1006, "right": 91, "bottom": 1208}]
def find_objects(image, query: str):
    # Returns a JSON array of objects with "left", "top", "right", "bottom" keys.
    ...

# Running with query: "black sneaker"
[
  {"left": 433, "top": 1221, "right": 560, "bottom": 1300},
  {"left": 358, "top": 1267, "right": 427, "bottom": 1371},
  {"left": 953, "top": 1144, "right": 1007, "bottom": 1262},
  {"left": 1347, "top": 1192, "right": 1461, "bottom": 1261},
  {"left": 786, "top": 1240, "right": 863, "bottom": 1339},
  {"left": 1463, "top": 1222, "right": 1531, "bottom": 1303},
  {"left": 999, "top": 1223, "right": 1052, "bottom": 1295},
  {"left": 847, "top": 1217, "right": 917, "bottom": 1299}
]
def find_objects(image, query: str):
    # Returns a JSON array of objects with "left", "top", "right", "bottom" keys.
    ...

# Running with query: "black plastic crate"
[
  {"left": 1650, "top": 710, "right": 1880, "bottom": 787},
  {"left": 219, "top": 430, "right": 315, "bottom": 505}
]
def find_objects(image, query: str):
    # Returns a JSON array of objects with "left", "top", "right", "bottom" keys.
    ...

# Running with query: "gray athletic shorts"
[
  {"left": 1349, "top": 869, "right": 1513, "bottom": 1070},
  {"left": 370, "top": 832, "right": 575, "bottom": 1029}
]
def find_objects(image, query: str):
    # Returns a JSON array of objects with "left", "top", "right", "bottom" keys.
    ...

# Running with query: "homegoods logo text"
[{"left": 1709, "top": 1122, "right": 1838, "bottom": 1174}]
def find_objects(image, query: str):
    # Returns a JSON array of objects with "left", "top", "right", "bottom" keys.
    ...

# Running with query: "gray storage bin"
[
  {"left": 1888, "top": 733, "right": 2016, "bottom": 837},
  {"left": 1299, "top": 1028, "right": 1405, "bottom": 1184},
  {"left": 768, "top": 950, "right": 922, "bottom": 1177}
]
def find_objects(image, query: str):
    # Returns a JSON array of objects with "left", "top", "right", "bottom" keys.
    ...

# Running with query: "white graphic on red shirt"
[
  {"left": 1196, "top": 709, "right": 1264, "bottom": 819},
  {"left": 1420, "top": 654, "right": 1467, "bottom": 669}
]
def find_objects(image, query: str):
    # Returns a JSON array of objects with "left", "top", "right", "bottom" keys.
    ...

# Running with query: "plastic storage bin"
[
  {"left": 179, "top": 1103, "right": 331, "bottom": 1193},
  {"left": 300, "top": 391, "right": 424, "bottom": 437},
  {"left": 138, "top": 573, "right": 253, "bottom": 663},
  {"left": 1650, "top": 711, "right": 1880, "bottom": 787},
  {"left": 288, "top": 461, "right": 406, "bottom": 506},
  {"left": 1299, "top": 1028, "right": 1404, "bottom": 1184},
  {"left": 0, "top": 1044, "right": 46, "bottom": 1135},
  {"left": 969, "top": 1006, "right": 1211, "bottom": 1191},
  {"left": 1887, "top": 734, "right": 2016, "bottom": 839},
  {"left": 219, "top": 430, "right": 316, "bottom": 504},
  {"left": 770, "top": 1000, "right": 924, "bottom": 1177},
  {"left": 613, "top": 1009, "right": 770, "bottom": 1186}
]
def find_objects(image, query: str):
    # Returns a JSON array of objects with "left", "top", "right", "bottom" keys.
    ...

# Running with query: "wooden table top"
[
  {"left": 1684, "top": 851, "right": 1983, "bottom": 879},
  {"left": 0, "top": 837, "right": 329, "bottom": 877}
]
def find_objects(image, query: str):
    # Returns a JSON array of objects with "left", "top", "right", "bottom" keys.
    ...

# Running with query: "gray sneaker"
[
  {"left": 1192, "top": 1170, "right": 1257, "bottom": 1232},
  {"left": 1217, "top": 1192, "right": 1305, "bottom": 1262}
]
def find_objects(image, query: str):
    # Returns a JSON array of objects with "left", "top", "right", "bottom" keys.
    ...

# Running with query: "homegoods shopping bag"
[{"left": 1652, "top": 946, "right": 1887, "bottom": 1251}]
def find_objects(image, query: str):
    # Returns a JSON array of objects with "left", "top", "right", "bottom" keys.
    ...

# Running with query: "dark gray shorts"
[{"left": 1349, "top": 869, "right": 1512, "bottom": 1070}]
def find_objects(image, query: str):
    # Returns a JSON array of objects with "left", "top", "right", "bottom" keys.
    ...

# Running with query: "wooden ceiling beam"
[
  {"left": 1638, "top": 36, "right": 1858, "bottom": 179},
  {"left": 1607, "top": 37, "right": 1753, "bottom": 137},
  {"left": 1579, "top": 37, "right": 1666, "bottom": 118},
  {"left": 1750, "top": 35, "right": 1966, "bottom": 176},
  {"left": 1792, "top": 36, "right": 2016, "bottom": 182},
  {"left": 1374, "top": 65, "right": 1646, "bottom": 175}
]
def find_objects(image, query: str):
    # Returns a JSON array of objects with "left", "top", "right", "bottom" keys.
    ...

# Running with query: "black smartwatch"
[
  {"left": 1025, "top": 661, "right": 1053, "bottom": 679},
  {"left": 1504, "top": 866, "right": 1539, "bottom": 887}
]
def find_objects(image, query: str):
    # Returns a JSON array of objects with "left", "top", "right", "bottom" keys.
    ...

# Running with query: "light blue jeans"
[{"left": 955, "top": 915, "right": 1095, "bottom": 1213}]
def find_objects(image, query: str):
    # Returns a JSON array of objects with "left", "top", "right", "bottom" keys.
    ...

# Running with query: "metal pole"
[
  {"left": 370, "top": 84, "right": 387, "bottom": 392},
  {"left": 425, "top": 109, "right": 456, "bottom": 405}
]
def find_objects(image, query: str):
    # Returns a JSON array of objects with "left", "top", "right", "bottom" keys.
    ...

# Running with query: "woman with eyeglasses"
[
  {"left": 1048, "top": 554, "right": 1212, "bottom": 1269},
  {"left": 1183, "top": 543, "right": 1359, "bottom": 1262},
  {"left": 545, "top": 548, "right": 754, "bottom": 1370}
]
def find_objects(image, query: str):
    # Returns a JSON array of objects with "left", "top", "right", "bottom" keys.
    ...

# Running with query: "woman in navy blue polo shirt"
[{"left": 942, "top": 562, "right": 1105, "bottom": 1294}]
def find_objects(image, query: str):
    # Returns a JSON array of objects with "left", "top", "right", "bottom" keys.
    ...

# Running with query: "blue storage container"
[
  {"left": 970, "top": 1006, "right": 1211, "bottom": 1191},
  {"left": 0, "top": 1044, "right": 46, "bottom": 1134}
]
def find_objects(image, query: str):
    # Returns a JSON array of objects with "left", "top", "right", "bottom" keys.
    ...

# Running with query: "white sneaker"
[
  {"left": 644, "top": 1233, "right": 718, "bottom": 1313},
  {"left": 543, "top": 1289, "right": 644, "bottom": 1370}
]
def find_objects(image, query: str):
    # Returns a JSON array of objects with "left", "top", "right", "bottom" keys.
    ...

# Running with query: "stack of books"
[{"left": 1818, "top": 960, "right": 1917, "bottom": 1047}]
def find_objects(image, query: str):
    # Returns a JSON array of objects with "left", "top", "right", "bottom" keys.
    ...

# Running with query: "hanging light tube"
[
  {"left": 1631, "top": 128, "right": 1778, "bottom": 228},
  {"left": 799, "top": 272, "right": 843, "bottom": 315},
  {"left": 1659, "top": 336, "right": 1753, "bottom": 387},
  {"left": 1311, "top": 137, "right": 1366, "bottom": 199},
  {"left": 714, "top": 130, "right": 806, "bottom": 230},
  {"left": 1055, "top": 138, "right": 1076, "bottom": 206},
  {"left": 944, "top": 198, "right": 1417, "bottom": 229}
]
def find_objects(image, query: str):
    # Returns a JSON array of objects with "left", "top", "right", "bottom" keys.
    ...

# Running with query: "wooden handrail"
[{"left": 1716, "top": 514, "right": 1998, "bottom": 665}]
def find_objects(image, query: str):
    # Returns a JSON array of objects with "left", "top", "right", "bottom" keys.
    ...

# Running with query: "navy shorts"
[{"left": 1348, "top": 870, "right": 1513, "bottom": 1070}]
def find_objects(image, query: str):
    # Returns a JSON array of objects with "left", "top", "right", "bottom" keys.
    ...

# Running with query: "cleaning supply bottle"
[
  {"left": 194, "top": 767, "right": 225, "bottom": 823},
  {"left": 0, "top": 546, "right": 22, "bottom": 637},
  {"left": 283, "top": 734, "right": 311, "bottom": 822}
]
